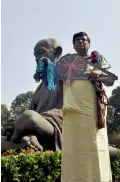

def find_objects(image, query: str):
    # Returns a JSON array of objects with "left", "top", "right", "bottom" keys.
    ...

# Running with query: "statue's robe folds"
[
  {"left": 29, "top": 82, "right": 63, "bottom": 151},
  {"left": 61, "top": 59, "right": 112, "bottom": 182}
]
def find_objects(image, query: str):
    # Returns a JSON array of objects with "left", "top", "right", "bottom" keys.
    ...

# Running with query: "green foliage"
[
  {"left": 107, "top": 86, "right": 120, "bottom": 136},
  {"left": 112, "top": 149, "right": 120, "bottom": 180},
  {"left": 10, "top": 91, "right": 34, "bottom": 118},
  {"left": 1, "top": 151, "right": 61, "bottom": 182},
  {"left": 1, "top": 150, "right": 120, "bottom": 182},
  {"left": 1, "top": 104, "right": 11, "bottom": 127}
]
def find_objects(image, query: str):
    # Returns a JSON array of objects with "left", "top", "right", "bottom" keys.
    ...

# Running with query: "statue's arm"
[
  {"left": 29, "top": 83, "right": 42, "bottom": 111},
  {"left": 29, "top": 96, "right": 36, "bottom": 110}
]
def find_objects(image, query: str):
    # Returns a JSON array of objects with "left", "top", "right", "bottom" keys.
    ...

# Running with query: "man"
[{"left": 61, "top": 32, "right": 114, "bottom": 182}]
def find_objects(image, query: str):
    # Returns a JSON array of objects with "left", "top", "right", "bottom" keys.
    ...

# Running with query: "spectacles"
[{"left": 75, "top": 37, "right": 88, "bottom": 43}]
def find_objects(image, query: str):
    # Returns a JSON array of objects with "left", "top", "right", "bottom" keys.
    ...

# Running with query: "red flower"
[
  {"left": 91, "top": 51, "right": 99, "bottom": 63},
  {"left": 26, "top": 149, "right": 33, "bottom": 153},
  {"left": 2, "top": 151, "right": 8, "bottom": 156}
]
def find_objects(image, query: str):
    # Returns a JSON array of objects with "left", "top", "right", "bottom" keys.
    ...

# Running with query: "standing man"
[{"left": 61, "top": 32, "right": 114, "bottom": 182}]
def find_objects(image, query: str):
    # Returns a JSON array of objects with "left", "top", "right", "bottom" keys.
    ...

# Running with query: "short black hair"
[{"left": 73, "top": 32, "right": 90, "bottom": 44}]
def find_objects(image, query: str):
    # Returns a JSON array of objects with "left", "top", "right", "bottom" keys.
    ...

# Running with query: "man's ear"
[{"left": 54, "top": 46, "right": 62, "bottom": 58}]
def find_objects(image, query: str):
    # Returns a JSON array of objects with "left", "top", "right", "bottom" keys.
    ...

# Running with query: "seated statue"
[{"left": 1, "top": 38, "right": 63, "bottom": 153}]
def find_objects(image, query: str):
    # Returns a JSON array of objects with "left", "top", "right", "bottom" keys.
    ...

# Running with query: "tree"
[
  {"left": 107, "top": 86, "right": 120, "bottom": 137},
  {"left": 1, "top": 104, "right": 11, "bottom": 127},
  {"left": 10, "top": 91, "right": 34, "bottom": 118}
]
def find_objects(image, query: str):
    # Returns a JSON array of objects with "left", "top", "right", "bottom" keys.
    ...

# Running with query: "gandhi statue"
[{"left": 1, "top": 38, "right": 63, "bottom": 153}]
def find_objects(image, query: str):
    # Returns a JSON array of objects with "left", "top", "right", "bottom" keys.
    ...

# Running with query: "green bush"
[
  {"left": 1, "top": 150, "right": 61, "bottom": 182},
  {"left": 112, "top": 149, "right": 120, "bottom": 180},
  {"left": 1, "top": 149, "right": 120, "bottom": 182}
]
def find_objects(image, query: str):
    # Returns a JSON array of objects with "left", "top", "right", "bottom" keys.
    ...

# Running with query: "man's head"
[
  {"left": 73, "top": 32, "right": 90, "bottom": 56},
  {"left": 34, "top": 38, "right": 63, "bottom": 64}
]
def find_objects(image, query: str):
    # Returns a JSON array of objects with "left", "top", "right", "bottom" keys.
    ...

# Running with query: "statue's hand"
[{"left": 33, "top": 72, "right": 42, "bottom": 82}]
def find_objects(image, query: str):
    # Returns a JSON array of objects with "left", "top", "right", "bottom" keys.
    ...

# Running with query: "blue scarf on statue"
[{"left": 35, "top": 57, "right": 59, "bottom": 90}]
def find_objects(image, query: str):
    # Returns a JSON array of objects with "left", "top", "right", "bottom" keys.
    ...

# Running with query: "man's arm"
[
  {"left": 89, "top": 55, "right": 115, "bottom": 86},
  {"left": 100, "top": 55, "right": 114, "bottom": 87},
  {"left": 102, "top": 79, "right": 114, "bottom": 87}
]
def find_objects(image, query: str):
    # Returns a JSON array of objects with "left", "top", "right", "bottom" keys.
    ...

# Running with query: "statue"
[{"left": 1, "top": 38, "right": 63, "bottom": 153}]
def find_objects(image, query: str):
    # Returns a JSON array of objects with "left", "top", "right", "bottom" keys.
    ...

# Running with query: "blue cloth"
[{"left": 36, "top": 57, "right": 58, "bottom": 90}]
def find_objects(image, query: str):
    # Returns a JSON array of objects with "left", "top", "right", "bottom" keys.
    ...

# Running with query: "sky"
[{"left": 1, "top": 0, "right": 120, "bottom": 107}]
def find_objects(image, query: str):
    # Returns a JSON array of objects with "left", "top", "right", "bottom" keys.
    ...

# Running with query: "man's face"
[{"left": 73, "top": 35, "right": 90, "bottom": 55}]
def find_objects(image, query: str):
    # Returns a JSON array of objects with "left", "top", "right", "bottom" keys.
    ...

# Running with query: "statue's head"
[{"left": 34, "top": 38, "right": 63, "bottom": 64}]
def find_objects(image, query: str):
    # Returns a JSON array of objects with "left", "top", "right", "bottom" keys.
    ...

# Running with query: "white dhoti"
[{"left": 61, "top": 80, "right": 112, "bottom": 182}]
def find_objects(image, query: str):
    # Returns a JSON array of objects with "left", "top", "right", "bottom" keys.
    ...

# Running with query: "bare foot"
[{"left": 21, "top": 135, "right": 43, "bottom": 151}]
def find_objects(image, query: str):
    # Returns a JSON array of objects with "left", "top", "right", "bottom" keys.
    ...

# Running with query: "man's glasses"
[{"left": 75, "top": 37, "right": 88, "bottom": 43}]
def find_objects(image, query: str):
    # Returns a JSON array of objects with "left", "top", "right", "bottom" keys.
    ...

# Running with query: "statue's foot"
[{"left": 21, "top": 135, "right": 43, "bottom": 151}]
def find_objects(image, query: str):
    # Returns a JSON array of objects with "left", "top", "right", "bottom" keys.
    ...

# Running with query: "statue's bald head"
[{"left": 34, "top": 38, "right": 63, "bottom": 63}]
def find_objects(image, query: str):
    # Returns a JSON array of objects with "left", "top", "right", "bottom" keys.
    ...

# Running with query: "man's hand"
[
  {"left": 88, "top": 69, "right": 114, "bottom": 86},
  {"left": 88, "top": 70, "right": 101, "bottom": 80}
]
